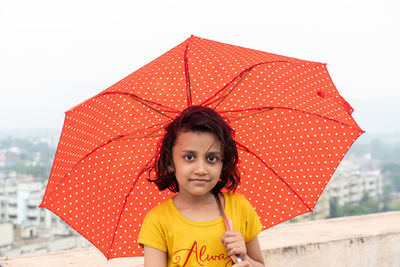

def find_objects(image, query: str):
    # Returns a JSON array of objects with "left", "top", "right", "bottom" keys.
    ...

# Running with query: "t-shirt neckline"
[{"left": 168, "top": 192, "right": 229, "bottom": 227}]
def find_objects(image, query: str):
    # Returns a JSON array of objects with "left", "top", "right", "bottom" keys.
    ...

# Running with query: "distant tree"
[
  {"left": 8, "top": 160, "right": 28, "bottom": 173},
  {"left": 381, "top": 163, "right": 400, "bottom": 193},
  {"left": 30, "top": 164, "right": 50, "bottom": 180},
  {"left": 0, "top": 136, "right": 55, "bottom": 180},
  {"left": 346, "top": 140, "right": 368, "bottom": 156},
  {"left": 329, "top": 197, "right": 340, "bottom": 218},
  {"left": 2, "top": 160, "right": 50, "bottom": 180},
  {"left": 0, "top": 137, "right": 13, "bottom": 149},
  {"left": 381, "top": 163, "right": 400, "bottom": 173},
  {"left": 392, "top": 174, "right": 400, "bottom": 192},
  {"left": 387, "top": 200, "right": 400, "bottom": 211},
  {"left": 360, "top": 192, "right": 379, "bottom": 213},
  {"left": 331, "top": 193, "right": 381, "bottom": 217},
  {"left": 339, "top": 203, "right": 370, "bottom": 216},
  {"left": 382, "top": 184, "right": 396, "bottom": 211}
]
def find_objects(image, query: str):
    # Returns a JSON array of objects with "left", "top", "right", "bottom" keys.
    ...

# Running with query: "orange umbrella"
[{"left": 40, "top": 36, "right": 364, "bottom": 259}]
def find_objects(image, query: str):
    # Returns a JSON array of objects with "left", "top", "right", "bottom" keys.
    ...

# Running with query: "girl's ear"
[{"left": 168, "top": 165, "right": 174, "bottom": 173}]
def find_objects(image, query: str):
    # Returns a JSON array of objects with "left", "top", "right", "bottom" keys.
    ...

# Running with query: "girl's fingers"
[
  {"left": 221, "top": 226, "right": 247, "bottom": 260},
  {"left": 221, "top": 230, "right": 242, "bottom": 241},
  {"left": 221, "top": 232, "right": 247, "bottom": 260},
  {"left": 232, "top": 261, "right": 251, "bottom": 267},
  {"left": 221, "top": 232, "right": 244, "bottom": 246},
  {"left": 227, "top": 244, "right": 246, "bottom": 255}
]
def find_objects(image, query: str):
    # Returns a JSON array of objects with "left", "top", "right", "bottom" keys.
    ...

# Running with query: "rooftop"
[{"left": 1, "top": 211, "right": 400, "bottom": 267}]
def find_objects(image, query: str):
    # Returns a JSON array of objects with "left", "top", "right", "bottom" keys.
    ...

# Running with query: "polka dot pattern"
[{"left": 40, "top": 36, "right": 364, "bottom": 259}]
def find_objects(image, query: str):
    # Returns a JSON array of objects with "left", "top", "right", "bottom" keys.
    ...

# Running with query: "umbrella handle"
[{"left": 214, "top": 194, "right": 243, "bottom": 263}]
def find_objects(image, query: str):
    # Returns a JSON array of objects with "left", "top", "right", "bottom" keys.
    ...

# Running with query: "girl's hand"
[
  {"left": 221, "top": 230, "right": 247, "bottom": 263},
  {"left": 232, "top": 261, "right": 253, "bottom": 266}
]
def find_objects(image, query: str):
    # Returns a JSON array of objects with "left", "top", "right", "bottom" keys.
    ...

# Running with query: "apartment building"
[{"left": 328, "top": 159, "right": 383, "bottom": 206}]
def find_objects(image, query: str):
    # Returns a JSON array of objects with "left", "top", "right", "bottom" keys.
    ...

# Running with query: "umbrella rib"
[
  {"left": 200, "top": 60, "right": 291, "bottom": 107},
  {"left": 236, "top": 141, "right": 313, "bottom": 212},
  {"left": 184, "top": 38, "right": 192, "bottom": 107},
  {"left": 39, "top": 202, "right": 109, "bottom": 259},
  {"left": 98, "top": 91, "right": 178, "bottom": 120},
  {"left": 219, "top": 106, "right": 365, "bottom": 132},
  {"left": 75, "top": 124, "right": 164, "bottom": 167},
  {"left": 225, "top": 108, "right": 273, "bottom": 122},
  {"left": 44, "top": 121, "right": 167, "bottom": 199},
  {"left": 107, "top": 153, "right": 157, "bottom": 259},
  {"left": 213, "top": 69, "right": 253, "bottom": 110}
]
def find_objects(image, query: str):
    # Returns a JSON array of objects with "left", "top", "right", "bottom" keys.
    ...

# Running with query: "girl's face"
[{"left": 171, "top": 131, "right": 223, "bottom": 198}]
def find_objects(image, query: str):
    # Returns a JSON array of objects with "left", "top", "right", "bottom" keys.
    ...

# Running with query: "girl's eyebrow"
[
  {"left": 182, "top": 150, "right": 197, "bottom": 154},
  {"left": 207, "top": 151, "right": 223, "bottom": 155},
  {"left": 181, "top": 150, "right": 222, "bottom": 155}
]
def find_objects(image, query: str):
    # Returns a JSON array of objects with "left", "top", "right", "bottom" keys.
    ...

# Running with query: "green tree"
[
  {"left": 359, "top": 192, "right": 379, "bottom": 213},
  {"left": 339, "top": 203, "right": 370, "bottom": 216},
  {"left": 387, "top": 200, "right": 400, "bottom": 211},
  {"left": 392, "top": 173, "right": 400, "bottom": 192},
  {"left": 329, "top": 197, "right": 340, "bottom": 218}
]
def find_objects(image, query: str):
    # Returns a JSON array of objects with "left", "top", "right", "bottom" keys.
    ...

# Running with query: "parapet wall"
[
  {"left": 260, "top": 211, "right": 400, "bottom": 267},
  {"left": 1, "top": 211, "right": 400, "bottom": 267}
]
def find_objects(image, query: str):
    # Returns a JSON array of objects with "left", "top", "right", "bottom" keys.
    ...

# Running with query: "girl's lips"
[{"left": 189, "top": 179, "right": 210, "bottom": 183}]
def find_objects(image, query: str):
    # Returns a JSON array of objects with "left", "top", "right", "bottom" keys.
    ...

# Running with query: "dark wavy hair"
[{"left": 148, "top": 106, "right": 240, "bottom": 194}]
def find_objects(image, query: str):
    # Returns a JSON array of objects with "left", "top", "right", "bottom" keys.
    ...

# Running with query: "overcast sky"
[{"left": 1, "top": 0, "right": 399, "bottom": 133}]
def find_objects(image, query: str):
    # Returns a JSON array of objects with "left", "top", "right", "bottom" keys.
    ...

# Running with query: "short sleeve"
[
  {"left": 137, "top": 208, "right": 167, "bottom": 252},
  {"left": 238, "top": 194, "right": 263, "bottom": 243}
]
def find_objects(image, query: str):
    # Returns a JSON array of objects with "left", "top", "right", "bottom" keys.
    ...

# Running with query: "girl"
[{"left": 138, "top": 106, "right": 265, "bottom": 267}]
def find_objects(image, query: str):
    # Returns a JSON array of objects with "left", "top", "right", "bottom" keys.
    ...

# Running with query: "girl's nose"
[{"left": 194, "top": 160, "right": 207, "bottom": 175}]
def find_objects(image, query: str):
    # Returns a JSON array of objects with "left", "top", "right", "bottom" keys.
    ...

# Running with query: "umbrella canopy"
[{"left": 40, "top": 36, "right": 364, "bottom": 259}]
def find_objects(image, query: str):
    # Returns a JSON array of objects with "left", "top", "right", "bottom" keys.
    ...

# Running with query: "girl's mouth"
[{"left": 189, "top": 179, "right": 210, "bottom": 183}]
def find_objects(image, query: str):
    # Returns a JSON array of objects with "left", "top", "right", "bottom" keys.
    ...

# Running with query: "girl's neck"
[
  {"left": 173, "top": 191, "right": 215, "bottom": 207},
  {"left": 172, "top": 192, "right": 222, "bottom": 222}
]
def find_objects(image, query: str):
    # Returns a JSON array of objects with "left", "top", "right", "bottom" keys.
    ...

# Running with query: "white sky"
[{"left": 1, "top": 0, "right": 399, "bottom": 131}]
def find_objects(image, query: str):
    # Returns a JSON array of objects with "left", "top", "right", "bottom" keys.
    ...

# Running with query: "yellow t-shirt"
[{"left": 138, "top": 192, "right": 262, "bottom": 267}]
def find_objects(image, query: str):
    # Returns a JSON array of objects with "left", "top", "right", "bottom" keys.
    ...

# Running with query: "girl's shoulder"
[
  {"left": 223, "top": 191, "right": 246, "bottom": 200},
  {"left": 143, "top": 197, "right": 174, "bottom": 219},
  {"left": 223, "top": 192, "right": 252, "bottom": 207}
]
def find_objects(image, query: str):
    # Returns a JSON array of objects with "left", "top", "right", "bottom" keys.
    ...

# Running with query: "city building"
[
  {"left": 328, "top": 159, "right": 383, "bottom": 206},
  {"left": 0, "top": 171, "right": 91, "bottom": 257},
  {"left": 293, "top": 158, "right": 384, "bottom": 222}
]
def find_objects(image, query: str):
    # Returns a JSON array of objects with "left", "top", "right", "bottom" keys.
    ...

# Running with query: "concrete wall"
[
  {"left": 1, "top": 211, "right": 400, "bottom": 267},
  {"left": 1, "top": 235, "right": 90, "bottom": 258},
  {"left": 0, "top": 223, "right": 13, "bottom": 246}
]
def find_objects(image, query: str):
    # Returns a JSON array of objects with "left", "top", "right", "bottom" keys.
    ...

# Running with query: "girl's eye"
[
  {"left": 184, "top": 155, "right": 194, "bottom": 161},
  {"left": 207, "top": 156, "right": 218, "bottom": 163}
]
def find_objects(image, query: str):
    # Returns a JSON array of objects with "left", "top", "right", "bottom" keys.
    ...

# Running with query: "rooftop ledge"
[{"left": 1, "top": 211, "right": 400, "bottom": 267}]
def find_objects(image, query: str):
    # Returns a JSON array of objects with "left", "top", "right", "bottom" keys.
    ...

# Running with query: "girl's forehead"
[{"left": 174, "top": 131, "right": 222, "bottom": 152}]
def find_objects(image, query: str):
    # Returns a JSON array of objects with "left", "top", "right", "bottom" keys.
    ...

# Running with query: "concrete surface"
[{"left": 1, "top": 211, "right": 399, "bottom": 267}]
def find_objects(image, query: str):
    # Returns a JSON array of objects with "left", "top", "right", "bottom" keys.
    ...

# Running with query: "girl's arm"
[
  {"left": 143, "top": 245, "right": 167, "bottom": 267},
  {"left": 242, "top": 236, "right": 264, "bottom": 266}
]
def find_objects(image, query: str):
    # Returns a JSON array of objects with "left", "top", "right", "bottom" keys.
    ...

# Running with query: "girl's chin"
[{"left": 180, "top": 189, "right": 214, "bottom": 198}]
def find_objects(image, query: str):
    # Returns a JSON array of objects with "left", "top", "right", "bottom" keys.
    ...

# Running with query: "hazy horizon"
[
  {"left": 1, "top": 0, "right": 399, "bottom": 136},
  {"left": 1, "top": 95, "right": 399, "bottom": 137}
]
